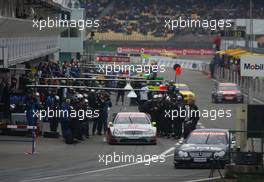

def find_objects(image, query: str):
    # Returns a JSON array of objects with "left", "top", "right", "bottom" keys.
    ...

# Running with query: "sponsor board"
[
  {"left": 96, "top": 56, "right": 130, "bottom": 62},
  {"left": 240, "top": 55, "right": 264, "bottom": 77},
  {"left": 117, "top": 47, "right": 214, "bottom": 56},
  {"left": 147, "top": 56, "right": 205, "bottom": 71}
]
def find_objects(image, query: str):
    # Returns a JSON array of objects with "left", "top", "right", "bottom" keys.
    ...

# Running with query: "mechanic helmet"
[
  {"left": 72, "top": 94, "right": 79, "bottom": 102},
  {"left": 177, "top": 95, "right": 183, "bottom": 102},
  {"left": 84, "top": 99, "right": 88, "bottom": 103},
  {"left": 10, "top": 104, "right": 16, "bottom": 110},
  {"left": 83, "top": 93, "right": 88, "bottom": 98},
  {"left": 153, "top": 94, "right": 159, "bottom": 99},
  {"left": 77, "top": 94, "right": 83, "bottom": 100},
  {"left": 55, "top": 95, "right": 60, "bottom": 101},
  {"left": 66, "top": 99, "right": 71, "bottom": 104},
  {"left": 35, "top": 92, "right": 40, "bottom": 97}
]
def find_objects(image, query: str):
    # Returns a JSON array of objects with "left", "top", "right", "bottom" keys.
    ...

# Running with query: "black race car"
[{"left": 174, "top": 129, "right": 232, "bottom": 168}]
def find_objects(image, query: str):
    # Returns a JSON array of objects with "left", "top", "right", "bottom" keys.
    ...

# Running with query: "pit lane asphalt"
[{"left": 0, "top": 69, "right": 241, "bottom": 182}]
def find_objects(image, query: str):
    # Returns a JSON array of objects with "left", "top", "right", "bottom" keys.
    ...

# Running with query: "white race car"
[{"left": 107, "top": 112, "right": 157, "bottom": 145}]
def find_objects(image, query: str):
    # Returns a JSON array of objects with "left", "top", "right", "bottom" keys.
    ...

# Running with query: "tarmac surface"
[{"left": 0, "top": 68, "right": 247, "bottom": 182}]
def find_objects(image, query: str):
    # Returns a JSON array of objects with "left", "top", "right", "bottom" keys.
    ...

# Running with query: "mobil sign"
[{"left": 240, "top": 55, "right": 264, "bottom": 77}]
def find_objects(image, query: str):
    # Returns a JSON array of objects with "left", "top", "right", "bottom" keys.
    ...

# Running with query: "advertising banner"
[
  {"left": 240, "top": 55, "right": 264, "bottom": 77},
  {"left": 117, "top": 47, "right": 214, "bottom": 56},
  {"left": 96, "top": 56, "right": 130, "bottom": 62}
]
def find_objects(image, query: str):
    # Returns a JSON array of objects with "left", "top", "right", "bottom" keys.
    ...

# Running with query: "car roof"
[
  {"left": 192, "top": 128, "right": 228, "bottom": 133},
  {"left": 219, "top": 83, "right": 238, "bottom": 87},
  {"left": 116, "top": 112, "right": 147, "bottom": 117},
  {"left": 174, "top": 83, "right": 188, "bottom": 87}
]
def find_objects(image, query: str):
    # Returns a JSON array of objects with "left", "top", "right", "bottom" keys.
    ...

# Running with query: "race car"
[
  {"left": 174, "top": 83, "right": 196, "bottom": 104},
  {"left": 211, "top": 83, "right": 243, "bottom": 103},
  {"left": 174, "top": 129, "right": 231, "bottom": 168},
  {"left": 107, "top": 112, "right": 157, "bottom": 145},
  {"left": 160, "top": 50, "right": 177, "bottom": 58}
]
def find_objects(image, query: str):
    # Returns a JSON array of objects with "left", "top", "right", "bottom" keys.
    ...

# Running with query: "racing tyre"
[
  {"left": 212, "top": 97, "right": 217, "bottom": 103},
  {"left": 174, "top": 163, "right": 184, "bottom": 169}
]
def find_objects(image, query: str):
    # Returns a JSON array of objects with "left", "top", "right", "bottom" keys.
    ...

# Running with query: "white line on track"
[
  {"left": 20, "top": 150, "right": 174, "bottom": 182},
  {"left": 184, "top": 176, "right": 221, "bottom": 182},
  {"left": 160, "top": 147, "right": 175, "bottom": 156}
]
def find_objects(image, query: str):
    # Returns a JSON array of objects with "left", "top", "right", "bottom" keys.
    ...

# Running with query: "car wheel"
[
  {"left": 212, "top": 97, "right": 217, "bottom": 103},
  {"left": 174, "top": 163, "right": 179, "bottom": 169}
]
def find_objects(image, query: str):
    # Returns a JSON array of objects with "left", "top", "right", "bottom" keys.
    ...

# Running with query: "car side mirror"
[
  {"left": 178, "top": 139, "right": 185, "bottom": 145},
  {"left": 152, "top": 122, "right": 156, "bottom": 127}
]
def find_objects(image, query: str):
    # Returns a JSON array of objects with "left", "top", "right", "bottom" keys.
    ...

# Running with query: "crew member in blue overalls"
[{"left": 26, "top": 92, "right": 40, "bottom": 127}]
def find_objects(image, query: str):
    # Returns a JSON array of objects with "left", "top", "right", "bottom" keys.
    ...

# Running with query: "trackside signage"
[{"left": 240, "top": 56, "right": 264, "bottom": 77}]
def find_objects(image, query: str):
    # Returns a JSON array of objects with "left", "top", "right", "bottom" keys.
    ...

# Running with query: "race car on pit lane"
[
  {"left": 211, "top": 83, "right": 243, "bottom": 103},
  {"left": 174, "top": 83, "right": 196, "bottom": 104},
  {"left": 107, "top": 112, "right": 157, "bottom": 145},
  {"left": 160, "top": 50, "right": 177, "bottom": 58},
  {"left": 174, "top": 129, "right": 233, "bottom": 169}
]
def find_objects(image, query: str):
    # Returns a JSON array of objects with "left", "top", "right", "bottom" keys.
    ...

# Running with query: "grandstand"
[{"left": 81, "top": 0, "right": 264, "bottom": 42}]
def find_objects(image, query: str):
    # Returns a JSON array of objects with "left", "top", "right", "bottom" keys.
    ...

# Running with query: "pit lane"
[{"left": 0, "top": 68, "right": 241, "bottom": 182}]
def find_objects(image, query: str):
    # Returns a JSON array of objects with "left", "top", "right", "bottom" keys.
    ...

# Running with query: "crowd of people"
[
  {"left": 139, "top": 82, "right": 199, "bottom": 139},
  {"left": 209, "top": 52, "right": 241, "bottom": 80},
  {"left": 80, "top": 0, "right": 264, "bottom": 38},
  {"left": 1, "top": 58, "right": 201, "bottom": 144},
  {"left": 24, "top": 87, "right": 113, "bottom": 144}
]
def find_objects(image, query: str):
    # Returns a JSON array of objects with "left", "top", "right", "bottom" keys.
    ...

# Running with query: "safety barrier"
[
  {"left": 202, "top": 63, "right": 264, "bottom": 103},
  {"left": 0, "top": 125, "right": 38, "bottom": 155},
  {"left": 148, "top": 56, "right": 205, "bottom": 71}
]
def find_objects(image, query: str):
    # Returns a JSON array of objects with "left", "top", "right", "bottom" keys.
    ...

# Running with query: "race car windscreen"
[
  {"left": 114, "top": 116, "right": 150, "bottom": 124},
  {"left": 219, "top": 85, "right": 240, "bottom": 91},
  {"left": 186, "top": 132, "right": 227, "bottom": 145},
  {"left": 177, "top": 86, "right": 190, "bottom": 91}
]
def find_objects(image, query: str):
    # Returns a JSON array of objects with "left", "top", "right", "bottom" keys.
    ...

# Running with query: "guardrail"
[
  {"left": 0, "top": 124, "right": 38, "bottom": 155},
  {"left": 201, "top": 63, "right": 264, "bottom": 103}
]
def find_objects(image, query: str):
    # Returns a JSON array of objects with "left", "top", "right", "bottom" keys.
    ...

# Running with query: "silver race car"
[{"left": 107, "top": 112, "right": 157, "bottom": 145}]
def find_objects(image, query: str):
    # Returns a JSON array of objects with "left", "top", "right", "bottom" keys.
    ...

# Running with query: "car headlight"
[
  {"left": 178, "top": 151, "right": 188, "bottom": 157},
  {"left": 144, "top": 129, "right": 154, "bottom": 135},
  {"left": 214, "top": 151, "right": 225, "bottom": 158},
  {"left": 113, "top": 129, "right": 124, "bottom": 136}
]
